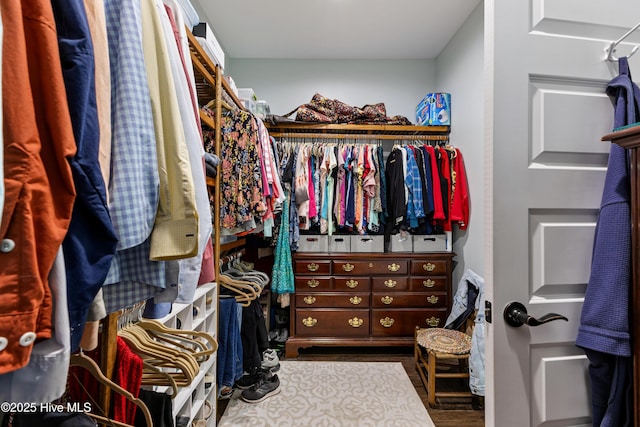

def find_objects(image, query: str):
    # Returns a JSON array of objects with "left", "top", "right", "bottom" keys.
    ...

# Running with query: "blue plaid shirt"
[
  {"left": 103, "top": 0, "right": 166, "bottom": 312},
  {"left": 404, "top": 147, "right": 426, "bottom": 228}
]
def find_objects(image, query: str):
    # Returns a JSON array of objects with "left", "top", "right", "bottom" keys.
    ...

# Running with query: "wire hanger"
[{"left": 605, "top": 21, "right": 640, "bottom": 61}]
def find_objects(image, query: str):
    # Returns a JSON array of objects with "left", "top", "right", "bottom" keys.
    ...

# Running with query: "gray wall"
[
  {"left": 224, "top": 3, "right": 484, "bottom": 287},
  {"left": 435, "top": 2, "right": 484, "bottom": 285},
  {"left": 226, "top": 59, "right": 436, "bottom": 121}
]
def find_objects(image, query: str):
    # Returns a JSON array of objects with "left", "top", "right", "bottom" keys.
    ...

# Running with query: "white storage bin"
[
  {"left": 350, "top": 235, "right": 384, "bottom": 253},
  {"left": 388, "top": 234, "right": 413, "bottom": 252},
  {"left": 297, "top": 235, "right": 328, "bottom": 252},
  {"left": 328, "top": 235, "right": 350, "bottom": 253},
  {"left": 412, "top": 234, "right": 449, "bottom": 252}
]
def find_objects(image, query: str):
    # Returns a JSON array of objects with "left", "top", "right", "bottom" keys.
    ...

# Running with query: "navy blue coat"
[
  {"left": 51, "top": 0, "right": 118, "bottom": 351},
  {"left": 576, "top": 56, "right": 638, "bottom": 427}
]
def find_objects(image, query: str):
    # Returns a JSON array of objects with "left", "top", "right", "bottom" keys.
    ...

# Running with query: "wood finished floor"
[{"left": 217, "top": 346, "right": 484, "bottom": 427}]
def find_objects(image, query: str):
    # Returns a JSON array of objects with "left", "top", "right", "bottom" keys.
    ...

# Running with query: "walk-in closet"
[{"left": 2, "top": 1, "right": 640, "bottom": 426}]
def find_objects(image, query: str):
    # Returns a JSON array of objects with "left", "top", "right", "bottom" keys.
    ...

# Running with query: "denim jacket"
[{"left": 445, "top": 269, "right": 485, "bottom": 396}]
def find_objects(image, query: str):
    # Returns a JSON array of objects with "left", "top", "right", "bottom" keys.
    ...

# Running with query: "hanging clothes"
[
  {"left": 576, "top": 56, "right": 636, "bottom": 427},
  {"left": 51, "top": 0, "right": 119, "bottom": 352},
  {"left": 102, "top": 0, "right": 166, "bottom": 314},
  {"left": 141, "top": 0, "right": 198, "bottom": 261},
  {"left": 271, "top": 191, "right": 295, "bottom": 305},
  {"left": 0, "top": 248, "right": 70, "bottom": 402},
  {"left": 0, "top": 0, "right": 76, "bottom": 375}
]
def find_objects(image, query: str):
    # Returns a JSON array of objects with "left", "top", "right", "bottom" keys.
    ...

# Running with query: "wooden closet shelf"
[
  {"left": 220, "top": 238, "right": 247, "bottom": 254},
  {"left": 602, "top": 124, "right": 640, "bottom": 148},
  {"left": 186, "top": 27, "right": 245, "bottom": 112},
  {"left": 266, "top": 123, "right": 450, "bottom": 136}
]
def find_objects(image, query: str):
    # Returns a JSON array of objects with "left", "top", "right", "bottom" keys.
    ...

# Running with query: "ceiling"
[{"left": 189, "top": 0, "right": 481, "bottom": 60}]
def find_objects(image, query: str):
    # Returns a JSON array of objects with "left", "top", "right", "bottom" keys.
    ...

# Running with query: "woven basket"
[{"left": 416, "top": 328, "right": 472, "bottom": 354}]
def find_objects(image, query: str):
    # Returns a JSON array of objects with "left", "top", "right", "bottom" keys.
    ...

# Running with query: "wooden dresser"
[{"left": 286, "top": 252, "right": 455, "bottom": 357}]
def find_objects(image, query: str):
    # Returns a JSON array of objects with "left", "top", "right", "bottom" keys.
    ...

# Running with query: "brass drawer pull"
[
  {"left": 350, "top": 296, "right": 362, "bottom": 305},
  {"left": 342, "top": 263, "right": 355, "bottom": 272},
  {"left": 427, "top": 295, "right": 439, "bottom": 304},
  {"left": 303, "top": 296, "right": 316, "bottom": 305},
  {"left": 348, "top": 317, "right": 364, "bottom": 328},
  {"left": 302, "top": 317, "right": 317, "bottom": 327},
  {"left": 381, "top": 296, "right": 394, "bottom": 305},
  {"left": 307, "top": 263, "right": 319, "bottom": 272},
  {"left": 387, "top": 263, "right": 400, "bottom": 272},
  {"left": 346, "top": 279, "right": 359, "bottom": 289},
  {"left": 423, "top": 262, "right": 436, "bottom": 272},
  {"left": 423, "top": 279, "right": 435, "bottom": 288},
  {"left": 307, "top": 279, "right": 319, "bottom": 288},
  {"left": 380, "top": 317, "right": 395, "bottom": 328},
  {"left": 426, "top": 316, "right": 440, "bottom": 327},
  {"left": 384, "top": 279, "right": 397, "bottom": 288}
]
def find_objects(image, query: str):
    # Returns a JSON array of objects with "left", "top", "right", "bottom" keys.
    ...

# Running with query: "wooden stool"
[{"left": 414, "top": 326, "right": 474, "bottom": 408}]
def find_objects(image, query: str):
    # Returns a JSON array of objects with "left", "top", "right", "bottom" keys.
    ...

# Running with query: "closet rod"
[{"left": 270, "top": 132, "right": 449, "bottom": 141}]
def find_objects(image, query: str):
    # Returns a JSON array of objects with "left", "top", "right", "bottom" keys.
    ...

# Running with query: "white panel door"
[{"left": 486, "top": 1, "right": 640, "bottom": 426}]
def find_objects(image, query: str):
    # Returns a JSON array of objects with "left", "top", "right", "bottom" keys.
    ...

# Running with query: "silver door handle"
[{"left": 503, "top": 301, "right": 568, "bottom": 327}]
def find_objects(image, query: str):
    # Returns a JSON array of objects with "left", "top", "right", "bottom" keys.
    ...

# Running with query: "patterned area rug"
[{"left": 219, "top": 360, "right": 435, "bottom": 427}]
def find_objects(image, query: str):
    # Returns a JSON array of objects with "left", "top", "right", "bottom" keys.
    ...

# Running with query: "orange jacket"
[{"left": 0, "top": 0, "right": 76, "bottom": 374}]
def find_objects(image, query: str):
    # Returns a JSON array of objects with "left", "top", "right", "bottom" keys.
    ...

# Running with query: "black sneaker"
[
  {"left": 240, "top": 373, "right": 281, "bottom": 403},
  {"left": 234, "top": 372, "right": 262, "bottom": 390}
]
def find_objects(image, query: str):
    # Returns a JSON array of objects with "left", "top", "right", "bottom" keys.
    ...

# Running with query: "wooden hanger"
[{"left": 69, "top": 352, "right": 153, "bottom": 427}]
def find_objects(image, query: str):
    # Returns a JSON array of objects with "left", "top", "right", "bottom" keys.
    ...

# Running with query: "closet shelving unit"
[
  {"left": 187, "top": 29, "right": 248, "bottom": 260},
  {"left": 601, "top": 124, "right": 640, "bottom": 426},
  {"left": 186, "top": 28, "right": 250, "bottom": 426}
]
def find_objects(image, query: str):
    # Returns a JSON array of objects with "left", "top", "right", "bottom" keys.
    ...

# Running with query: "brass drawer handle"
[
  {"left": 307, "top": 279, "right": 319, "bottom": 288},
  {"left": 427, "top": 295, "right": 439, "bottom": 304},
  {"left": 307, "top": 263, "right": 319, "bottom": 272},
  {"left": 387, "top": 263, "right": 400, "bottom": 272},
  {"left": 302, "top": 317, "right": 317, "bottom": 327},
  {"left": 346, "top": 279, "right": 359, "bottom": 289},
  {"left": 423, "top": 262, "right": 436, "bottom": 272},
  {"left": 342, "top": 263, "right": 355, "bottom": 272},
  {"left": 380, "top": 317, "right": 395, "bottom": 328},
  {"left": 423, "top": 279, "right": 435, "bottom": 288},
  {"left": 348, "top": 317, "right": 364, "bottom": 328},
  {"left": 426, "top": 316, "right": 440, "bottom": 327},
  {"left": 350, "top": 296, "right": 362, "bottom": 305},
  {"left": 303, "top": 296, "right": 316, "bottom": 305},
  {"left": 384, "top": 279, "right": 397, "bottom": 288},
  {"left": 381, "top": 296, "right": 393, "bottom": 305}
]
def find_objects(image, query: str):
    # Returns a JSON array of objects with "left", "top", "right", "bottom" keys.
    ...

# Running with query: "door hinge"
[{"left": 485, "top": 300, "right": 492, "bottom": 324}]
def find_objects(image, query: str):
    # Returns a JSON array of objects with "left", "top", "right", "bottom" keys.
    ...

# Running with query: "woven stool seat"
[{"left": 416, "top": 328, "right": 472, "bottom": 354}]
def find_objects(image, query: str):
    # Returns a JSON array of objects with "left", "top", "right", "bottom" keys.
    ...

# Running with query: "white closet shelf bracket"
[{"left": 605, "top": 21, "right": 640, "bottom": 61}]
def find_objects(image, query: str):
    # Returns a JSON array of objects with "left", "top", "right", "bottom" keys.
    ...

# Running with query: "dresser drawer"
[
  {"left": 333, "top": 276, "right": 371, "bottom": 292},
  {"left": 333, "top": 260, "right": 408, "bottom": 275},
  {"left": 295, "top": 259, "right": 331, "bottom": 275},
  {"left": 372, "top": 292, "right": 448, "bottom": 308},
  {"left": 295, "top": 309, "right": 370, "bottom": 337},
  {"left": 409, "top": 259, "right": 448, "bottom": 275},
  {"left": 295, "top": 277, "right": 332, "bottom": 291},
  {"left": 408, "top": 276, "right": 448, "bottom": 291},
  {"left": 372, "top": 277, "right": 409, "bottom": 291},
  {"left": 371, "top": 309, "right": 448, "bottom": 336},
  {"left": 296, "top": 293, "right": 369, "bottom": 308}
]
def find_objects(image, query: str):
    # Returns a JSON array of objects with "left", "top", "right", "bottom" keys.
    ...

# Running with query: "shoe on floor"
[
  {"left": 261, "top": 348, "right": 280, "bottom": 373},
  {"left": 241, "top": 373, "right": 281, "bottom": 403},
  {"left": 234, "top": 371, "right": 262, "bottom": 390}
]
